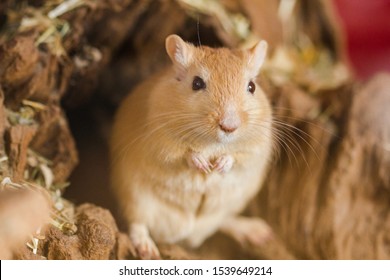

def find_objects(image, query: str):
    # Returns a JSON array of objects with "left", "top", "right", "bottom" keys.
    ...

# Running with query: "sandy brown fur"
[{"left": 110, "top": 35, "right": 272, "bottom": 259}]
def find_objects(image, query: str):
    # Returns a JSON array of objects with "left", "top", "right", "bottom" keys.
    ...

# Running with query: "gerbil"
[{"left": 110, "top": 34, "right": 273, "bottom": 259}]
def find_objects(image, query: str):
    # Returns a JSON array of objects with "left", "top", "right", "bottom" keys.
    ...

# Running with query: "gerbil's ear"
[
  {"left": 165, "top": 34, "right": 194, "bottom": 78},
  {"left": 247, "top": 40, "right": 268, "bottom": 75}
]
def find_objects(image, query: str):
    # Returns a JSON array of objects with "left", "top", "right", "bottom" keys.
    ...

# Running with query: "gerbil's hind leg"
[
  {"left": 130, "top": 223, "right": 160, "bottom": 260},
  {"left": 220, "top": 216, "right": 272, "bottom": 247}
]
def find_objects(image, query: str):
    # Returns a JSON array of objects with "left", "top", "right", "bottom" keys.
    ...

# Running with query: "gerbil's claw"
[
  {"left": 214, "top": 155, "right": 234, "bottom": 173},
  {"left": 187, "top": 152, "right": 212, "bottom": 174},
  {"left": 130, "top": 223, "right": 161, "bottom": 260}
]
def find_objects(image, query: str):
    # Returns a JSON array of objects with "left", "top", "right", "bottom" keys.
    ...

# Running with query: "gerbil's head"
[{"left": 161, "top": 34, "right": 272, "bottom": 147}]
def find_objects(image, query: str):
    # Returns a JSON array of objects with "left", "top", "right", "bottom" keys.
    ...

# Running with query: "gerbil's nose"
[
  {"left": 219, "top": 109, "right": 241, "bottom": 133},
  {"left": 219, "top": 122, "right": 239, "bottom": 133}
]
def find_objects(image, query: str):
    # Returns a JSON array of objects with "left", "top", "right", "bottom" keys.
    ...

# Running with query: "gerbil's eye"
[
  {"left": 247, "top": 81, "right": 256, "bottom": 94},
  {"left": 192, "top": 76, "right": 206, "bottom": 91}
]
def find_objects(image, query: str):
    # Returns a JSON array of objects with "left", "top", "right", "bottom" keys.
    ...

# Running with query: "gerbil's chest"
[{"left": 156, "top": 165, "right": 261, "bottom": 214}]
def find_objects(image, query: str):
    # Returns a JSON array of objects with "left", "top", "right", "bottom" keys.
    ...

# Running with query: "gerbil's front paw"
[
  {"left": 130, "top": 224, "right": 161, "bottom": 260},
  {"left": 213, "top": 155, "right": 234, "bottom": 173},
  {"left": 186, "top": 152, "right": 212, "bottom": 174}
]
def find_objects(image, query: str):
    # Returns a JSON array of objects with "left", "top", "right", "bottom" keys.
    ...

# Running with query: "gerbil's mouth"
[{"left": 216, "top": 129, "right": 237, "bottom": 144}]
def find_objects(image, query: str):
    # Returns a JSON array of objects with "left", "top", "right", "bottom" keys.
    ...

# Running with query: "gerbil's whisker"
[
  {"left": 247, "top": 120, "right": 302, "bottom": 168},
  {"left": 271, "top": 120, "right": 322, "bottom": 162},
  {"left": 197, "top": 15, "right": 202, "bottom": 47}
]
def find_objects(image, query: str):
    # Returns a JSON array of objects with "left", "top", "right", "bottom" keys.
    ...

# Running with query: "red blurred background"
[{"left": 333, "top": 0, "right": 390, "bottom": 80}]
